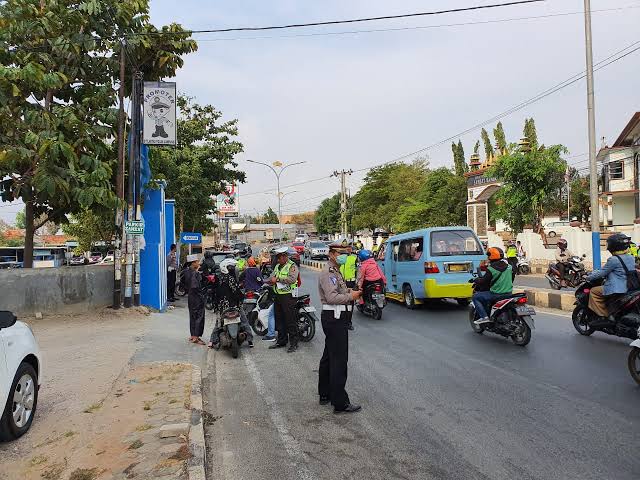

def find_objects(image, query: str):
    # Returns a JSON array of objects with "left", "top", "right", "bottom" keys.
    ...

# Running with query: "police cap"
[{"left": 273, "top": 246, "right": 289, "bottom": 256}]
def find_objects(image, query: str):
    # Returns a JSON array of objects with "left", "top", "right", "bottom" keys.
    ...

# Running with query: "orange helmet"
[
  {"left": 486, "top": 247, "right": 504, "bottom": 261},
  {"left": 247, "top": 256, "right": 256, "bottom": 267}
]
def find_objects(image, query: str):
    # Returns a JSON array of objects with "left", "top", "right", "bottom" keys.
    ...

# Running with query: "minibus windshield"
[{"left": 430, "top": 230, "right": 482, "bottom": 256}]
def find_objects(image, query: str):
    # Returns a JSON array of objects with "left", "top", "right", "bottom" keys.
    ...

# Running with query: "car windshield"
[
  {"left": 233, "top": 243, "right": 247, "bottom": 249},
  {"left": 430, "top": 230, "right": 483, "bottom": 256},
  {"left": 310, "top": 242, "right": 325, "bottom": 248}
]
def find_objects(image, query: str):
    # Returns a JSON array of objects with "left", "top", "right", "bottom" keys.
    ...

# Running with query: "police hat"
[
  {"left": 273, "top": 246, "right": 289, "bottom": 256},
  {"left": 327, "top": 237, "right": 352, "bottom": 253}
]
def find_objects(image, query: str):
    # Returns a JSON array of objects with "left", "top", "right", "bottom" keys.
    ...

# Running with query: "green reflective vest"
[
  {"left": 237, "top": 258, "right": 247, "bottom": 271},
  {"left": 488, "top": 265, "right": 513, "bottom": 294},
  {"left": 274, "top": 260, "right": 296, "bottom": 294},
  {"left": 339, "top": 254, "right": 357, "bottom": 281},
  {"left": 631, "top": 245, "right": 639, "bottom": 258},
  {"left": 506, "top": 246, "right": 518, "bottom": 258}
]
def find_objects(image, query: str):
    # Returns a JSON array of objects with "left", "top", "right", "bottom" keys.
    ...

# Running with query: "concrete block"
[
  {"left": 35, "top": 312, "right": 43, "bottom": 319},
  {"left": 534, "top": 291, "right": 549, "bottom": 308},
  {"left": 159, "top": 423, "right": 190, "bottom": 438},
  {"left": 561, "top": 294, "right": 575, "bottom": 312},
  {"left": 548, "top": 292, "right": 562, "bottom": 310}
]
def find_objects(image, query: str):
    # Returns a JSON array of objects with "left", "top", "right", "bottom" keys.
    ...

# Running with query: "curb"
[
  {"left": 301, "top": 259, "right": 323, "bottom": 271},
  {"left": 188, "top": 365, "right": 206, "bottom": 480}
]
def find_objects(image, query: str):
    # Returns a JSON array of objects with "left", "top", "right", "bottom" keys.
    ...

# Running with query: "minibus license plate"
[{"left": 448, "top": 264, "right": 468, "bottom": 272}]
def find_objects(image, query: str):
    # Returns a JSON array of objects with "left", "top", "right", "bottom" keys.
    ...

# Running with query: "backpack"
[{"left": 614, "top": 255, "right": 640, "bottom": 291}]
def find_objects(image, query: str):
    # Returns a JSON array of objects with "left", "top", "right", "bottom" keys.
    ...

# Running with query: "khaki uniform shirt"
[{"left": 318, "top": 261, "right": 352, "bottom": 305}]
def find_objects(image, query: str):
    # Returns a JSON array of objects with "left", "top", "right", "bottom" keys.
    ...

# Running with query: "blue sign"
[{"left": 180, "top": 232, "right": 202, "bottom": 244}]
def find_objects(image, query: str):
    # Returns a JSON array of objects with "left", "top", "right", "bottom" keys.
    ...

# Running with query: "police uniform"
[
  {"left": 269, "top": 247, "right": 300, "bottom": 352},
  {"left": 339, "top": 251, "right": 358, "bottom": 330},
  {"left": 318, "top": 239, "right": 360, "bottom": 413}
]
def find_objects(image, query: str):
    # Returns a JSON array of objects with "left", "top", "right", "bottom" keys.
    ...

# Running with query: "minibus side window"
[
  {"left": 376, "top": 243, "right": 387, "bottom": 260},
  {"left": 398, "top": 238, "right": 423, "bottom": 262},
  {"left": 392, "top": 243, "right": 399, "bottom": 261}
]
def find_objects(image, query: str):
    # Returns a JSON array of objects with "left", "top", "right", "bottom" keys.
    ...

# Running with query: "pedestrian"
[
  {"left": 318, "top": 238, "right": 362, "bottom": 414},
  {"left": 267, "top": 246, "right": 300, "bottom": 353},
  {"left": 167, "top": 243, "right": 178, "bottom": 302},
  {"left": 184, "top": 254, "right": 206, "bottom": 345},
  {"left": 339, "top": 246, "right": 357, "bottom": 331}
]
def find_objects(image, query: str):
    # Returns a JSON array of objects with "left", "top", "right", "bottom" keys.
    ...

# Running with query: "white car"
[
  {"left": 543, "top": 220, "right": 582, "bottom": 238},
  {"left": 305, "top": 241, "right": 329, "bottom": 260},
  {"left": 0, "top": 311, "right": 42, "bottom": 441}
]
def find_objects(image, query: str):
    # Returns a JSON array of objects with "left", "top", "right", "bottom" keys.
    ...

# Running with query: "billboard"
[
  {"left": 216, "top": 183, "right": 239, "bottom": 218},
  {"left": 143, "top": 82, "right": 177, "bottom": 146}
]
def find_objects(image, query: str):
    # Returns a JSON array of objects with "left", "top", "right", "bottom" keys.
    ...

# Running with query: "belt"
[{"left": 322, "top": 304, "right": 352, "bottom": 319}]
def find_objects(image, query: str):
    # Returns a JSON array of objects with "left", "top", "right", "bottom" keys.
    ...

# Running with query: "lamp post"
[{"left": 247, "top": 160, "right": 305, "bottom": 238}]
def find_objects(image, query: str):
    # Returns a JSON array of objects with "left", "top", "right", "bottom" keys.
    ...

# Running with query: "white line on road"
[{"left": 244, "top": 355, "right": 315, "bottom": 480}]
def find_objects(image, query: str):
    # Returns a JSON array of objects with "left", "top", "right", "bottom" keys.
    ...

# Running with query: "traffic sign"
[
  {"left": 125, "top": 220, "right": 144, "bottom": 236},
  {"left": 180, "top": 232, "right": 202, "bottom": 244}
]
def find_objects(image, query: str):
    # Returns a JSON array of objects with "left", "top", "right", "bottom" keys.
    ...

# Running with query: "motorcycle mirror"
[{"left": 582, "top": 254, "right": 587, "bottom": 258}]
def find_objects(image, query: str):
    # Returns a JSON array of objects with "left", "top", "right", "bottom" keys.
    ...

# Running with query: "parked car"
[
  {"left": 543, "top": 220, "right": 580, "bottom": 238},
  {"left": 98, "top": 255, "right": 114, "bottom": 265},
  {"left": 88, "top": 252, "right": 103, "bottom": 264},
  {"left": 69, "top": 255, "right": 86, "bottom": 266},
  {"left": 291, "top": 242, "right": 305, "bottom": 255},
  {"left": 232, "top": 242, "right": 251, "bottom": 257},
  {"left": 305, "top": 241, "right": 329, "bottom": 260},
  {"left": 295, "top": 233, "right": 309, "bottom": 243},
  {"left": 0, "top": 311, "right": 42, "bottom": 441}
]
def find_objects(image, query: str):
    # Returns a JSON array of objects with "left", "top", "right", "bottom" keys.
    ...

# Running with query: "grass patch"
[
  {"left": 143, "top": 401, "right": 152, "bottom": 411},
  {"left": 128, "top": 439, "right": 144, "bottom": 450},
  {"left": 29, "top": 454, "right": 48, "bottom": 467},
  {"left": 83, "top": 402, "right": 103, "bottom": 414},
  {"left": 68, "top": 468, "right": 98, "bottom": 480},
  {"left": 41, "top": 461, "right": 66, "bottom": 480},
  {"left": 63, "top": 430, "right": 77, "bottom": 438},
  {"left": 134, "top": 424, "right": 152, "bottom": 432}
]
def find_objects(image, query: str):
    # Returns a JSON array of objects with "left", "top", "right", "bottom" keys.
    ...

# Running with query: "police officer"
[
  {"left": 506, "top": 240, "right": 518, "bottom": 275},
  {"left": 268, "top": 246, "right": 300, "bottom": 353},
  {"left": 318, "top": 238, "right": 362, "bottom": 414},
  {"left": 339, "top": 247, "right": 358, "bottom": 331}
]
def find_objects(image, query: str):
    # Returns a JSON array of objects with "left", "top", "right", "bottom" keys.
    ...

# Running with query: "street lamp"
[{"left": 246, "top": 160, "right": 305, "bottom": 236}]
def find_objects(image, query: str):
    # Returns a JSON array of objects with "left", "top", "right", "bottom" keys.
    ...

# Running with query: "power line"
[{"left": 132, "top": 1, "right": 545, "bottom": 37}]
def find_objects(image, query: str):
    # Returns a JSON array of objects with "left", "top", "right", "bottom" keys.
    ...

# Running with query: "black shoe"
[
  {"left": 248, "top": 341, "right": 254, "bottom": 348},
  {"left": 287, "top": 343, "right": 298, "bottom": 353},
  {"left": 347, "top": 324, "right": 354, "bottom": 331},
  {"left": 319, "top": 396, "right": 330, "bottom": 405},
  {"left": 269, "top": 343, "right": 287, "bottom": 349},
  {"left": 334, "top": 404, "right": 361, "bottom": 414}
]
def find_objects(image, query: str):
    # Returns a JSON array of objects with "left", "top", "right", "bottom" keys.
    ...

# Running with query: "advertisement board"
[
  {"left": 143, "top": 82, "right": 177, "bottom": 146},
  {"left": 216, "top": 183, "right": 239, "bottom": 218}
]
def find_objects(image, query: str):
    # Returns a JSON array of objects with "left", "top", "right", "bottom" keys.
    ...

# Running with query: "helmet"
[
  {"left": 508, "top": 240, "right": 516, "bottom": 247},
  {"left": 358, "top": 249, "right": 372, "bottom": 262},
  {"left": 606, "top": 233, "right": 631, "bottom": 253},
  {"left": 557, "top": 239, "right": 568, "bottom": 249},
  {"left": 327, "top": 237, "right": 352, "bottom": 254},
  {"left": 219, "top": 258, "right": 237, "bottom": 274},
  {"left": 247, "top": 256, "right": 256, "bottom": 267},
  {"left": 487, "top": 247, "right": 504, "bottom": 261},
  {"left": 273, "top": 246, "right": 289, "bottom": 256},
  {"left": 204, "top": 250, "right": 214, "bottom": 259}
]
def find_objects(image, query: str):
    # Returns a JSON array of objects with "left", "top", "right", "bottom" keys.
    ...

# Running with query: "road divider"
[{"left": 301, "top": 258, "right": 324, "bottom": 270}]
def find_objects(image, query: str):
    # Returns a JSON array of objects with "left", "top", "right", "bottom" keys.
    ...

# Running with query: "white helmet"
[{"left": 219, "top": 258, "right": 237, "bottom": 274}]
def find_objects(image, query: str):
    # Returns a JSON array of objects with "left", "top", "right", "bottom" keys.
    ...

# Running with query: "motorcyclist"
[
  {"left": 472, "top": 247, "right": 516, "bottom": 325},
  {"left": 356, "top": 249, "right": 386, "bottom": 305},
  {"left": 200, "top": 250, "right": 217, "bottom": 276},
  {"left": 239, "top": 256, "right": 263, "bottom": 292},
  {"left": 208, "top": 258, "right": 254, "bottom": 349},
  {"left": 555, "top": 239, "right": 574, "bottom": 287},
  {"left": 506, "top": 240, "right": 518, "bottom": 274},
  {"left": 584, "top": 233, "right": 634, "bottom": 319}
]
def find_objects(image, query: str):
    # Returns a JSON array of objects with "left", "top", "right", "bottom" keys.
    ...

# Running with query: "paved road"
[
  {"left": 515, "top": 274, "right": 577, "bottom": 292},
  {"left": 203, "top": 268, "right": 639, "bottom": 480}
]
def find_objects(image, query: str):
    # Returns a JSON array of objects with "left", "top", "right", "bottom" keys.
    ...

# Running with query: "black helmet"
[
  {"left": 204, "top": 250, "right": 214, "bottom": 259},
  {"left": 606, "top": 233, "right": 631, "bottom": 253},
  {"left": 557, "top": 239, "right": 568, "bottom": 249}
]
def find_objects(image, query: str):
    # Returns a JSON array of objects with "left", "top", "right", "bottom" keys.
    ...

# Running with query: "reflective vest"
[
  {"left": 339, "top": 254, "right": 357, "bottom": 281},
  {"left": 237, "top": 258, "right": 247, "bottom": 271},
  {"left": 488, "top": 265, "right": 513, "bottom": 294},
  {"left": 506, "top": 246, "right": 518, "bottom": 258},
  {"left": 630, "top": 244, "right": 638, "bottom": 258},
  {"left": 274, "top": 260, "right": 296, "bottom": 294}
]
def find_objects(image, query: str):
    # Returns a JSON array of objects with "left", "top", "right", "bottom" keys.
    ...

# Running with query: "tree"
[
  {"left": 150, "top": 96, "right": 245, "bottom": 235},
  {"left": 523, "top": 118, "right": 539, "bottom": 150},
  {"left": 0, "top": 0, "right": 197, "bottom": 267},
  {"left": 452, "top": 140, "right": 467, "bottom": 176},
  {"left": 474, "top": 141, "right": 480, "bottom": 155},
  {"left": 570, "top": 176, "right": 591, "bottom": 223},
  {"left": 62, "top": 209, "right": 116, "bottom": 252},
  {"left": 263, "top": 207, "right": 279, "bottom": 224},
  {"left": 481, "top": 128, "right": 494, "bottom": 160},
  {"left": 14, "top": 210, "right": 25, "bottom": 229},
  {"left": 315, "top": 194, "right": 341, "bottom": 234},
  {"left": 493, "top": 122, "right": 507, "bottom": 154},
  {"left": 489, "top": 143, "right": 568, "bottom": 234}
]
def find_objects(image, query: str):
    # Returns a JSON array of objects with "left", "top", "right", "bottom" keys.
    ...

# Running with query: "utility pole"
[
  {"left": 583, "top": 0, "right": 601, "bottom": 269},
  {"left": 332, "top": 169, "right": 353, "bottom": 238},
  {"left": 113, "top": 39, "right": 126, "bottom": 310},
  {"left": 133, "top": 72, "right": 143, "bottom": 307},
  {"left": 124, "top": 71, "right": 137, "bottom": 308}
]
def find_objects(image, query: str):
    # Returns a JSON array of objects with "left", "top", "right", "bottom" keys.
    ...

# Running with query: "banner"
[
  {"left": 216, "top": 183, "right": 239, "bottom": 218},
  {"left": 143, "top": 82, "right": 177, "bottom": 146}
]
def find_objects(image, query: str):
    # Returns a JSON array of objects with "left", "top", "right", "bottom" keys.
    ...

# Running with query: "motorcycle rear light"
[
  {"left": 516, "top": 296, "right": 528, "bottom": 304},
  {"left": 374, "top": 284, "right": 382, "bottom": 292},
  {"left": 246, "top": 291, "right": 254, "bottom": 299},
  {"left": 583, "top": 289, "right": 590, "bottom": 294},
  {"left": 304, "top": 297, "right": 311, "bottom": 305},
  {"left": 424, "top": 262, "right": 440, "bottom": 274}
]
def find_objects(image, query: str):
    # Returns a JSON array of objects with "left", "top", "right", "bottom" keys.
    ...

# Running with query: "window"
[
  {"left": 609, "top": 161, "right": 624, "bottom": 180},
  {"left": 392, "top": 243, "right": 399, "bottom": 261},
  {"left": 430, "top": 230, "right": 483, "bottom": 256},
  {"left": 376, "top": 242, "right": 387, "bottom": 260},
  {"left": 398, "top": 238, "right": 424, "bottom": 262}
]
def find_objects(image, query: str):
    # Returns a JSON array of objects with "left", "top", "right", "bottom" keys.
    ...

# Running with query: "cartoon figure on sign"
[{"left": 147, "top": 96, "right": 174, "bottom": 138}]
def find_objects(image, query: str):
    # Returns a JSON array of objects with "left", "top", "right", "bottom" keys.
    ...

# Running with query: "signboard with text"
[
  {"left": 216, "top": 183, "right": 239, "bottom": 218},
  {"left": 125, "top": 220, "right": 145, "bottom": 236},
  {"left": 143, "top": 82, "right": 177, "bottom": 146},
  {"left": 180, "top": 232, "right": 202, "bottom": 244}
]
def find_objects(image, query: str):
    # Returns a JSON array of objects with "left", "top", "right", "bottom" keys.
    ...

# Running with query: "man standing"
[
  {"left": 318, "top": 238, "right": 362, "bottom": 414},
  {"left": 268, "top": 246, "right": 300, "bottom": 353},
  {"left": 506, "top": 241, "right": 518, "bottom": 275},
  {"left": 339, "top": 247, "right": 358, "bottom": 331},
  {"left": 167, "top": 244, "right": 178, "bottom": 302}
]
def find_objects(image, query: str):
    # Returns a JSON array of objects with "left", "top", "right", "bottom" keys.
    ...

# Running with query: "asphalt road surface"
[{"left": 203, "top": 268, "right": 639, "bottom": 480}]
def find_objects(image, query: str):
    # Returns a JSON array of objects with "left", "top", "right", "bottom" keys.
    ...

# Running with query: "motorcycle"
[
  {"left": 355, "top": 281, "right": 386, "bottom": 320},
  {"left": 469, "top": 273, "right": 536, "bottom": 346},
  {"left": 174, "top": 262, "right": 190, "bottom": 297},
  {"left": 546, "top": 255, "right": 588, "bottom": 289},
  {"left": 204, "top": 274, "right": 217, "bottom": 310},
  {"left": 572, "top": 280, "right": 640, "bottom": 340},
  {"left": 628, "top": 329, "right": 640, "bottom": 386},
  {"left": 218, "top": 307, "right": 247, "bottom": 359},
  {"left": 242, "top": 289, "right": 259, "bottom": 318},
  {"left": 517, "top": 256, "right": 531, "bottom": 275}
]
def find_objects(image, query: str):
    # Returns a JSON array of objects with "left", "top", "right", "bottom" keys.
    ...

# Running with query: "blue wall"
[
  {"left": 165, "top": 199, "right": 176, "bottom": 255},
  {"left": 141, "top": 185, "right": 167, "bottom": 311}
]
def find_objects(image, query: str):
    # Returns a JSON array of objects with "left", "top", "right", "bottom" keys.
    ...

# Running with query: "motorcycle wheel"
[
  {"left": 549, "top": 278, "right": 562, "bottom": 290},
  {"left": 299, "top": 313, "right": 316, "bottom": 342},
  {"left": 205, "top": 297, "right": 214, "bottom": 311},
  {"left": 519, "top": 265, "right": 531, "bottom": 275},
  {"left": 248, "top": 311, "right": 267, "bottom": 336},
  {"left": 372, "top": 304, "right": 382, "bottom": 320},
  {"left": 231, "top": 338, "right": 239, "bottom": 359},
  {"left": 572, "top": 305, "right": 595, "bottom": 336},
  {"left": 511, "top": 320, "right": 532, "bottom": 346},
  {"left": 175, "top": 284, "right": 187, "bottom": 297},
  {"left": 627, "top": 347, "right": 640, "bottom": 386},
  {"left": 469, "top": 307, "right": 484, "bottom": 334}
]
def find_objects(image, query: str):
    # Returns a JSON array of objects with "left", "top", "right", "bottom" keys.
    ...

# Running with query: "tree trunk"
[{"left": 23, "top": 188, "right": 34, "bottom": 268}]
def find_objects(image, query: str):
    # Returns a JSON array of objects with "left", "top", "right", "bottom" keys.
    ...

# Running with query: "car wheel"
[
  {"left": 0, "top": 362, "right": 38, "bottom": 441},
  {"left": 403, "top": 285, "right": 417, "bottom": 310}
]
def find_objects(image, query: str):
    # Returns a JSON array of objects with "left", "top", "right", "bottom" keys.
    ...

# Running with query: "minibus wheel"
[{"left": 403, "top": 285, "right": 417, "bottom": 309}]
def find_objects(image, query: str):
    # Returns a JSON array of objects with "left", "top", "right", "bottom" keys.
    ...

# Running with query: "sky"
[{"left": 2, "top": 0, "right": 639, "bottom": 224}]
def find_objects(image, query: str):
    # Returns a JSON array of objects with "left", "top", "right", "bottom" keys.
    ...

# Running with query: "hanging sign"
[
  {"left": 125, "top": 220, "right": 145, "bottom": 236},
  {"left": 143, "top": 82, "right": 177, "bottom": 146},
  {"left": 180, "top": 232, "right": 202, "bottom": 244}
]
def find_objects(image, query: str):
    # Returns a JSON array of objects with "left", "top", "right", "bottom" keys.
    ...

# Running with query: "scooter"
[
  {"left": 356, "top": 281, "right": 386, "bottom": 320},
  {"left": 204, "top": 274, "right": 217, "bottom": 310},
  {"left": 572, "top": 280, "right": 640, "bottom": 340},
  {"left": 546, "top": 255, "right": 588, "bottom": 289},
  {"left": 242, "top": 289, "right": 259, "bottom": 318},
  {"left": 628, "top": 329, "right": 640, "bottom": 386},
  {"left": 517, "top": 256, "right": 531, "bottom": 275},
  {"left": 218, "top": 307, "right": 247, "bottom": 359}
]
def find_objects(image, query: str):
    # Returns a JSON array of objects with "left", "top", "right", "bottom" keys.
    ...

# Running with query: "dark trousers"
[
  {"left": 188, "top": 292, "right": 205, "bottom": 337},
  {"left": 167, "top": 269, "right": 176, "bottom": 300},
  {"left": 345, "top": 280, "right": 356, "bottom": 327},
  {"left": 507, "top": 257, "right": 518, "bottom": 275},
  {"left": 318, "top": 310, "right": 350, "bottom": 409},
  {"left": 274, "top": 293, "right": 298, "bottom": 346}
]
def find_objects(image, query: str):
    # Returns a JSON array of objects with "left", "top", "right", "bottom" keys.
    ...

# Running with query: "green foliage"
[
  {"left": 481, "top": 128, "right": 494, "bottom": 160},
  {"left": 523, "top": 118, "right": 539, "bottom": 150},
  {"left": 452, "top": 140, "right": 467, "bottom": 176},
  {"left": 489, "top": 143, "right": 568, "bottom": 234},
  {"left": 150, "top": 96, "right": 244, "bottom": 235},
  {"left": 570, "top": 176, "right": 591, "bottom": 223},
  {"left": 473, "top": 141, "right": 480, "bottom": 155},
  {"left": 263, "top": 207, "right": 279, "bottom": 224},
  {"left": 493, "top": 122, "right": 507, "bottom": 153},
  {"left": 62, "top": 209, "right": 116, "bottom": 252},
  {"left": 14, "top": 210, "right": 25, "bottom": 229},
  {"left": 315, "top": 194, "right": 341, "bottom": 234}
]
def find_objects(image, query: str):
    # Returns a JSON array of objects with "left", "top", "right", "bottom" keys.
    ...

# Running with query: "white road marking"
[{"left": 244, "top": 355, "right": 315, "bottom": 480}]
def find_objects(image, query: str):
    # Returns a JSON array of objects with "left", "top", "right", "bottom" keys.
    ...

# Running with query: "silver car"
[{"left": 305, "top": 241, "right": 329, "bottom": 260}]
